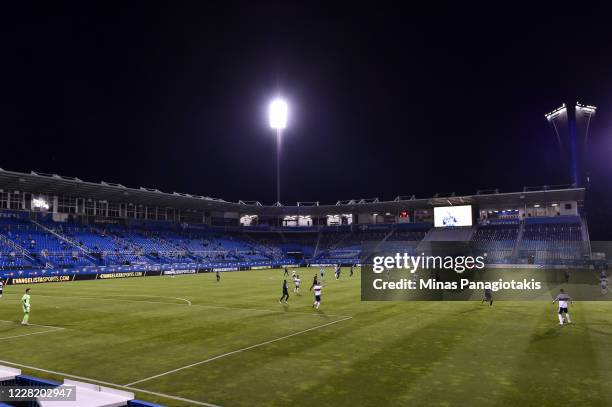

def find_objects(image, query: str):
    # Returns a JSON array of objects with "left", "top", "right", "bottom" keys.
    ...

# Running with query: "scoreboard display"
[{"left": 434, "top": 205, "right": 473, "bottom": 227}]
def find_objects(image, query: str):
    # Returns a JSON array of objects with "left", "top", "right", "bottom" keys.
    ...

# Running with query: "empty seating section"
[
  {"left": 0, "top": 217, "right": 92, "bottom": 268},
  {"left": 0, "top": 215, "right": 591, "bottom": 270},
  {"left": 0, "top": 240, "right": 30, "bottom": 269},
  {"left": 278, "top": 232, "right": 319, "bottom": 258},
  {"left": 315, "top": 228, "right": 385, "bottom": 264},
  {"left": 520, "top": 216, "right": 585, "bottom": 264},
  {"left": 472, "top": 224, "right": 518, "bottom": 263}
]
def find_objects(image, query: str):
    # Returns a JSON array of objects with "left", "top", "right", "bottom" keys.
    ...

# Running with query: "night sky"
[{"left": 1, "top": 3, "right": 611, "bottom": 235}]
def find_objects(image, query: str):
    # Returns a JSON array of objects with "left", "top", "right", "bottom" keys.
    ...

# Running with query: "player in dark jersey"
[
  {"left": 482, "top": 288, "right": 493, "bottom": 306},
  {"left": 216, "top": 270, "right": 220, "bottom": 282},
  {"left": 600, "top": 275, "right": 608, "bottom": 295},
  {"left": 279, "top": 280, "right": 289, "bottom": 304},
  {"left": 310, "top": 274, "right": 318, "bottom": 290}
]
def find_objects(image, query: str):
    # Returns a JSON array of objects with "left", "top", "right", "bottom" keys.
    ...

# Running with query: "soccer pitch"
[{"left": 0, "top": 268, "right": 611, "bottom": 406}]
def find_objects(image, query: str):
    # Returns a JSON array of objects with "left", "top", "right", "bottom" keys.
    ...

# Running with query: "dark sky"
[{"left": 1, "top": 3, "right": 611, "bottom": 234}]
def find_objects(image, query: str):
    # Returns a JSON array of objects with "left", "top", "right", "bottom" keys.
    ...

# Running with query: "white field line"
[
  {"left": 0, "top": 319, "right": 64, "bottom": 330},
  {"left": 0, "top": 328, "right": 64, "bottom": 341},
  {"left": 91, "top": 294, "right": 192, "bottom": 306},
  {"left": 125, "top": 316, "right": 353, "bottom": 387},
  {"left": 0, "top": 319, "right": 65, "bottom": 341},
  {"left": 6, "top": 293, "right": 351, "bottom": 319},
  {"left": 0, "top": 359, "right": 221, "bottom": 407}
]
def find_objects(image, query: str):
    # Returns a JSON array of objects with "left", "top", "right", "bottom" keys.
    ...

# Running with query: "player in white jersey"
[
  {"left": 552, "top": 288, "right": 573, "bottom": 325},
  {"left": 600, "top": 275, "right": 608, "bottom": 295},
  {"left": 294, "top": 275, "right": 301, "bottom": 293},
  {"left": 312, "top": 283, "right": 323, "bottom": 309},
  {"left": 0, "top": 279, "right": 4, "bottom": 298}
]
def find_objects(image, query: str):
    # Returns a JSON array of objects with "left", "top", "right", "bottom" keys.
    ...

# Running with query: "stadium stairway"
[
  {"left": 373, "top": 227, "right": 398, "bottom": 251},
  {"left": 580, "top": 217, "right": 592, "bottom": 257},
  {"left": 510, "top": 220, "right": 525, "bottom": 261},
  {"left": 0, "top": 233, "right": 36, "bottom": 264},
  {"left": 0, "top": 233, "right": 38, "bottom": 268},
  {"left": 328, "top": 230, "right": 354, "bottom": 250},
  {"left": 31, "top": 219, "right": 97, "bottom": 263},
  {"left": 312, "top": 232, "right": 323, "bottom": 258}
]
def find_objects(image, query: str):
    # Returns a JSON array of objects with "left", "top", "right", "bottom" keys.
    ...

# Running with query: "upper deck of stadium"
[{"left": 0, "top": 168, "right": 585, "bottom": 218}]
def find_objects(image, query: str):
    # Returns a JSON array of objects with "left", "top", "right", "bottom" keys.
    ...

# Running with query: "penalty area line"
[
  {"left": 0, "top": 359, "right": 221, "bottom": 407},
  {"left": 0, "top": 320, "right": 65, "bottom": 341},
  {"left": 0, "top": 328, "right": 64, "bottom": 341},
  {"left": 125, "top": 316, "right": 353, "bottom": 387},
  {"left": 0, "top": 319, "right": 65, "bottom": 330}
]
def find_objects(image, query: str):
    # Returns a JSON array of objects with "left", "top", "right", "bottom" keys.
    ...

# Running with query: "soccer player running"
[
  {"left": 0, "top": 279, "right": 4, "bottom": 299},
  {"left": 320, "top": 267, "right": 325, "bottom": 280},
  {"left": 552, "top": 288, "right": 573, "bottom": 326},
  {"left": 284, "top": 267, "right": 289, "bottom": 276},
  {"left": 294, "top": 274, "right": 301, "bottom": 294},
  {"left": 21, "top": 288, "right": 31, "bottom": 326},
  {"left": 482, "top": 288, "right": 493, "bottom": 306},
  {"left": 279, "top": 280, "right": 289, "bottom": 304},
  {"left": 312, "top": 281, "right": 323, "bottom": 310},
  {"left": 350, "top": 265, "right": 354, "bottom": 277},
  {"left": 216, "top": 270, "right": 220, "bottom": 282},
  {"left": 600, "top": 273, "right": 609, "bottom": 295},
  {"left": 310, "top": 274, "right": 318, "bottom": 291}
]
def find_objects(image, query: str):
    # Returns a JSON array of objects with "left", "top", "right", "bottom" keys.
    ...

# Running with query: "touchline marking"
[
  {"left": 0, "top": 359, "right": 221, "bottom": 407},
  {"left": 125, "top": 316, "right": 353, "bottom": 387}
]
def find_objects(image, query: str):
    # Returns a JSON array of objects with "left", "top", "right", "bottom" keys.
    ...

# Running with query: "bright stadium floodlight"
[
  {"left": 269, "top": 98, "right": 288, "bottom": 129},
  {"left": 269, "top": 97, "right": 288, "bottom": 206}
]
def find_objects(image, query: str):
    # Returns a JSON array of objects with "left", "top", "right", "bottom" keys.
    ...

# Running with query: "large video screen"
[{"left": 434, "top": 205, "right": 472, "bottom": 227}]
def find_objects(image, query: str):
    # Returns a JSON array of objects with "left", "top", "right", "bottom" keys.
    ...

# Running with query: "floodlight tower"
[
  {"left": 575, "top": 102, "right": 597, "bottom": 186},
  {"left": 269, "top": 98, "right": 288, "bottom": 205},
  {"left": 545, "top": 102, "right": 596, "bottom": 187},
  {"left": 545, "top": 103, "right": 568, "bottom": 155}
]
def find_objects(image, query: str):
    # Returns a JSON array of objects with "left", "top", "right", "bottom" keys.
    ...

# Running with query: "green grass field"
[{"left": 0, "top": 267, "right": 611, "bottom": 406}]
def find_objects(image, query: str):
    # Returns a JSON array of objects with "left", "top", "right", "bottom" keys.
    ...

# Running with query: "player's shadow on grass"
[
  {"left": 531, "top": 326, "right": 562, "bottom": 342},
  {"left": 454, "top": 304, "right": 487, "bottom": 315}
]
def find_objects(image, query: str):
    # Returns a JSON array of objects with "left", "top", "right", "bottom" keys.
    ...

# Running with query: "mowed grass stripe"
[
  {"left": 497, "top": 302, "right": 608, "bottom": 406},
  {"left": 131, "top": 301, "right": 457, "bottom": 406},
  {"left": 389, "top": 302, "right": 543, "bottom": 406}
]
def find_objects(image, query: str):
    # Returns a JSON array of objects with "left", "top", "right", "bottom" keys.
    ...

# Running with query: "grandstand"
[{"left": 0, "top": 168, "right": 594, "bottom": 279}]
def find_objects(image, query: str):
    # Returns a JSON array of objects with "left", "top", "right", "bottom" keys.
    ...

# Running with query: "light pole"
[{"left": 269, "top": 98, "right": 288, "bottom": 205}]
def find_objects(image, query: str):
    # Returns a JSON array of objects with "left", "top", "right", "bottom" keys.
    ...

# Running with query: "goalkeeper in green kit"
[{"left": 21, "top": 288, "right": 31, "bottom": 326}]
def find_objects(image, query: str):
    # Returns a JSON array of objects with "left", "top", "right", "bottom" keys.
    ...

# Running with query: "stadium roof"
[{"left": 0, "top": 169, "right": 585, "bottom": 216}]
